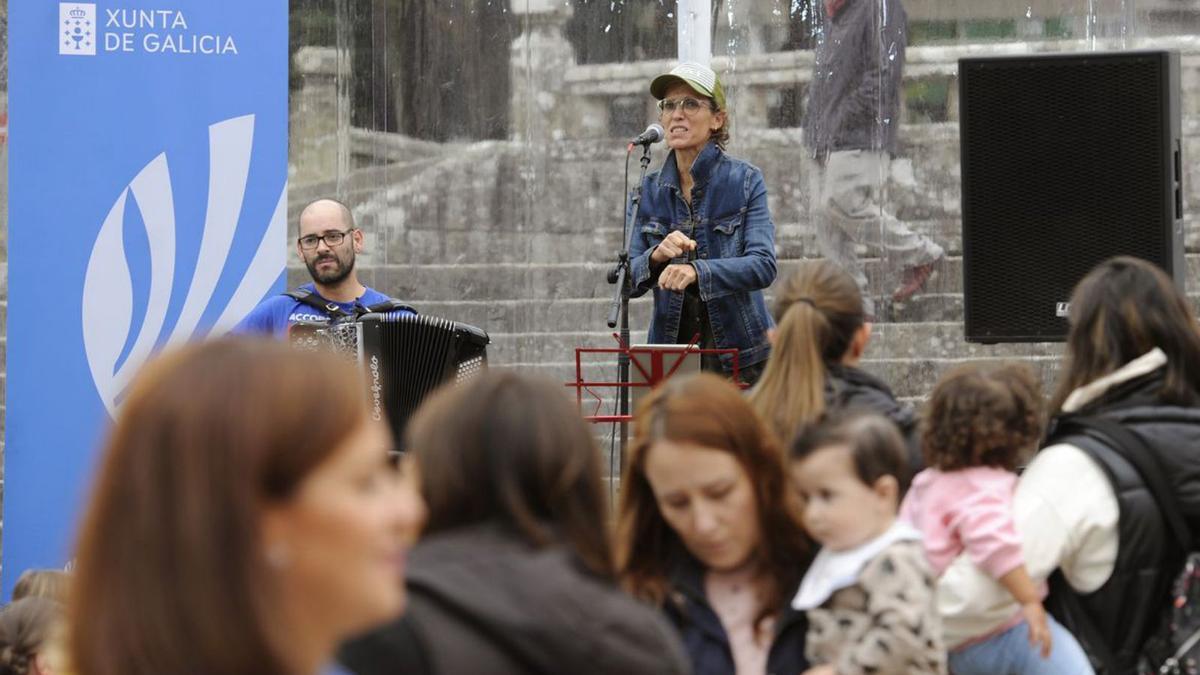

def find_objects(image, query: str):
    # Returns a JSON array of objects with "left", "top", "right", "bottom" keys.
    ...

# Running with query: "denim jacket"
[{"left": 629, "top": 141, "right": 777, "bottom": 370}]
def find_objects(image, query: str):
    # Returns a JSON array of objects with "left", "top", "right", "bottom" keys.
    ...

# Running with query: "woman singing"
[{"left": 628, "top": 62, "right": 777, "bottom": 386}]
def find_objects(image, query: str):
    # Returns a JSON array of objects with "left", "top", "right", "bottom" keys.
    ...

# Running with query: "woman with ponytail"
[{"left": 749, "top": 260, "right": 919, "bottom": 471}]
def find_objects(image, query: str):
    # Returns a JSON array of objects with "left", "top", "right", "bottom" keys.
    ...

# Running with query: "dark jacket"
[
  {"left": 629, "top": 141, "right": 777, "bottom": 371},
  {"left": 826, "top": 363, "right": 922, "bottom": 481},
  {"left": 664, "top": 553, "right": 808, "bottom": 675},
  {"left": 803, "top": 0, "right": 907, "bottom": 157},
  {"left": 1045, "top": 372, "right": 1200, "bottom": 673},
  {"left": 338, "top": 524, "right": 691, "bottom": 675}
]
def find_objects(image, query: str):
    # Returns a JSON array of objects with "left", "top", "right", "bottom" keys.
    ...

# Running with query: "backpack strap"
[
  {"left": 1052, "top": 414, "right": 1190, "bottom": 550},
  {"left": 283, "top": 288, "right": 353, "bottom": 319}
]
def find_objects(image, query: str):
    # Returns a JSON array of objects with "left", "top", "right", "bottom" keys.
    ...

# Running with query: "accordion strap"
[
  {"left": 285, "top": 288, "right": 417, "bottom": 321},
  {"left": 284, "top": 287, "right": 354, "bottom": 319}
]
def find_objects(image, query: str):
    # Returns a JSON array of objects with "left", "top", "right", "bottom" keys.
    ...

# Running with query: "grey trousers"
[{"left": 808, "top": 149, "right": 944, "bottom": 315}]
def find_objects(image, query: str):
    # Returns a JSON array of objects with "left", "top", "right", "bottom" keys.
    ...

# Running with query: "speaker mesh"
[{"left": 960, "top": 51, "right": 1180, "bottom": 342}]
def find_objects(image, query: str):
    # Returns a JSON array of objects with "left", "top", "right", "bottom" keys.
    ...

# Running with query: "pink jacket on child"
[{"left": 899, "top": 466, "right": 1024, "bottom": 579}]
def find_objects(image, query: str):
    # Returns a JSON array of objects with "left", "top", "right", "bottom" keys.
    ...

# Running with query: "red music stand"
[{"left": 568, "top": 334, "right": 744, "bottom": 424}]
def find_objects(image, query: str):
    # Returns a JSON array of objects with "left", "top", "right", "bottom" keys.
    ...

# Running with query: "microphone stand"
[{"left": 607, "top": 142, "right": 654, "bottom": 473}]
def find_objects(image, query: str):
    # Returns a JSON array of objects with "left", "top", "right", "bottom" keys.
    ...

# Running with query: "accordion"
[{"left": 291, "top": 313, "right": 489, "bottom": 447}]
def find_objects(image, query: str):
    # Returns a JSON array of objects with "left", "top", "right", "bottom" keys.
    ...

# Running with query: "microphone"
[{"left": 628, "top": 123, "right": 664, "bottom": 148}]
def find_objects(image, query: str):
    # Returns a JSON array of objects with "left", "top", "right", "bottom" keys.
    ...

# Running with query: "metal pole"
[{"left": 676, "top": 0, "right": 713, "bottom": 65}]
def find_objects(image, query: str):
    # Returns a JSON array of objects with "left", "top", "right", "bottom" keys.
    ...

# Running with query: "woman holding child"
[
  {"left": 939, "top": 257, "right": 1200, "bottom": 673},
  {"left": 617, "top": 373, "right": 812, "bottom": 674}
]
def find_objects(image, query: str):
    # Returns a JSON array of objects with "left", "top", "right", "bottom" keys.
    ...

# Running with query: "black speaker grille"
[{"left": 960, "top": 51, "right": 1178, "bottom": 341}]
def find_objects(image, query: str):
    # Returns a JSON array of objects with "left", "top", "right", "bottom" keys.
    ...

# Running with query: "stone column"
[
  {"left": 509, "top": 0, "right": 577, "bottom": 145},
  {"left": 289, "top": 46, "right": 350, "bottom": 187}
]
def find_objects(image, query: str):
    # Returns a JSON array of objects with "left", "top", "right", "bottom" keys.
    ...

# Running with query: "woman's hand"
[
  {"left": 659, "top": 264, "right": 698, "bottom": 292},
  {"left": 802, "top": 666, "right": 836, "bottom": 675},
  {"left": 650, "top": 231, "right": 698, "bottom": 264},
  {"left": 1022, "top": 601, "right": 1052, "bottom": 658}
]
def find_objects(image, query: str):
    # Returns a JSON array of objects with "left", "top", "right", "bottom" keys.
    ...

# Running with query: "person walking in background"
[
  {"left": 629, "top": 62, "right": 778, "bottom": 385},
  {"left": 749, "top": 260, "right": 919, "bottom": 472},
  {"left": 790, "top": 412, "right": 945, "bottom": 674},
  {"left": 901, "top": 363, "right": 1092, "bottom": 674},
  {"left": 805, "top": 0, "right": 943, "bottom": 317},
  {"left": 66, "top": 339, "right": 426, "bottom": 675},
  {"left": 339, "top": 372, "right": 689, "bottom": 675},
  {"left": 938, "top": 257, "right": 1200, "bottom": 673},
  {"left": 618, "top": 373, "right": 813, "bottom": 675}
]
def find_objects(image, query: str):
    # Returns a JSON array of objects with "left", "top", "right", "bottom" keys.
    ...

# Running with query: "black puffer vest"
[{"left": 1046, "top": 374, "right": 1200, "bottom": 673}]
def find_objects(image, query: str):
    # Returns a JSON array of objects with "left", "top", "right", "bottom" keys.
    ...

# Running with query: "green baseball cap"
[{"left": 650, "top": 62, "right": 727, "bottom": 110}]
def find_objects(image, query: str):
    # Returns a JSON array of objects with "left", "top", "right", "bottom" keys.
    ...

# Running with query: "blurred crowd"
[{"left": 4, "top": 254, "right": 1196, "bottom": 675}]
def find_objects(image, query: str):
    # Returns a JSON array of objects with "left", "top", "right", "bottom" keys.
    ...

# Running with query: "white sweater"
[{"left": 937, "top": 349, "right": 1168, "bottom": 648}]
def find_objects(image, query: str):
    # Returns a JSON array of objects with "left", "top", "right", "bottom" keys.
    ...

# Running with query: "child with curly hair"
[{"left": 900, "top": 363, "right": 1092, "bottom": 674}]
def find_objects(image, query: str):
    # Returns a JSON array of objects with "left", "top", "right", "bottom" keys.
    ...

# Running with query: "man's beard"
[{"left": 306, "top": 251, "right": 355, "bottom": 285}]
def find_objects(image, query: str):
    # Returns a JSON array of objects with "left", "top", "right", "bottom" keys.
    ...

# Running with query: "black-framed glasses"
[
  {"left": 298, "top": 228, "right": 354, "bottom": 251},
  {"left": 658, "top": 97, "right": 714, "bottom": 116}
]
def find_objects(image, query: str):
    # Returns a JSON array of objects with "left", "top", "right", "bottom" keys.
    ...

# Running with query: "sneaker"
[{"left": 892, "top": 258, "right": 940, "bottom": 302}]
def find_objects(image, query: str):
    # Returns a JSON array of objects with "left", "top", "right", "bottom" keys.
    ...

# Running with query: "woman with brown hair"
[
  {"left": 617, "top": 372, "right": 814, "bottom": 675},
  {"left": 339, "top": 371, "right": 689, "bottom": 675},
  {"left": 68, "top": 339, "right": 426, "bottom": 675},
  {"left": 749, "top": 259, "right": 918, "bottom": 466},
  {"left": 0, "top": 598, "right": 61, "bottom": 675},
  {"left": 939, "top": 257, "right": 1200, "bottom": 673},
  {"left": 11, "top": 571, "right": 68, "bottom": 605}
]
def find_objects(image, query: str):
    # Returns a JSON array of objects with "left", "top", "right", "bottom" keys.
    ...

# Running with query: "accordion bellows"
[{"left": 292, "top": 313, "right": 489, "bottom": 447}]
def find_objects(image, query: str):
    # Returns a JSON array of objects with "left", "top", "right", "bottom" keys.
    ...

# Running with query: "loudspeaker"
[{"left": 959, "top": 50, "right": 1184, "bottom": 343}]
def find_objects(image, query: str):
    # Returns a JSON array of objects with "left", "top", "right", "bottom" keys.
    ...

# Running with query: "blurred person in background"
[
  {"left": 628, "top": 62, "right": 777, "bottom": 386},
  {"left": 339, "top": 372, "right": 689, "bottom": 675},
  {"left": 805, "top": 0, "right": 944, "bottom": 317},
  {"left": 10, "top": 572, "right": 69, "bottom": 605},
  {"left": 0, "top": 598, "right": 62, "bottom": 675},
  {"left": 67, "top": 339, "right": 426, "bottom": 675},
  {"left": 618, "top": 373, "right": 813, "bottom": 675}
]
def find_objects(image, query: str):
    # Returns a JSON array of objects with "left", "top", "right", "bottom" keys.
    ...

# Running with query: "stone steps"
[
  {"left": 485, "top": 322, "right": 1065, "bottom": 368},
  {"left": 505, "top": 351, "right": 1064, "bottom": 401},
  {"left": 295, "top": 253, "right": 1200, "bottom": 308},
  {"left": 351, "top": 213, "right": 1200, "bottom": 265}
]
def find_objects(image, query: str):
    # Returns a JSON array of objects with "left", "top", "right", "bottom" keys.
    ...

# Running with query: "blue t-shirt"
[{"left": 233, "top": 283, "right": 414, "bottom": 336}]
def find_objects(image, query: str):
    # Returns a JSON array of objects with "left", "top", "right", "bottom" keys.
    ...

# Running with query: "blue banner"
[{"left": 6, "top": 0, "right": 288, "bottom": 593}]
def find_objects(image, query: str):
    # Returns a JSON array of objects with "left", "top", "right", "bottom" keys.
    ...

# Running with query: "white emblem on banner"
[
  {"left": 60, "top": 3, "right": 97, "bottom": 56},
  {"left": 82, "top": 115, "right": 287, "bottom": 415}
]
